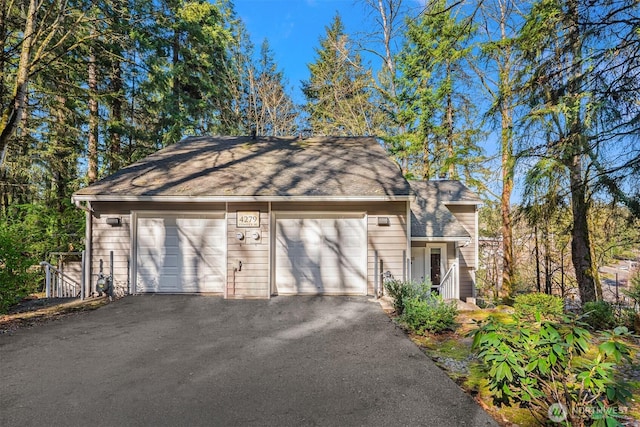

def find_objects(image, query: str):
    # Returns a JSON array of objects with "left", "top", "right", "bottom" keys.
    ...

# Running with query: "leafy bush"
[
  {"left": 401, "top": 293, "right": 457, "bottom": 334},
  {"left": 583, "top": 300, "right": 617, "bottom": 330},
  {"left": 384, "top": 279, "right": 431, "bottom": 315},
  {"left": 0, "top": 225, "right": 38, "bottom": 313},
  {"left": 513, "top": 292, "right": 564, "bottom": 320},
  {"left": 472, "top": 313, "right": 632, "bottom": 426}
]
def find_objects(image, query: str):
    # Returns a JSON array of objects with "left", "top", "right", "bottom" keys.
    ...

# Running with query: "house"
[
  {"left": 409, "top": 181, "right": 481, "bottom": 299},
  {"left": 71, "top": 136, "right": 480, "bottom": 300}
]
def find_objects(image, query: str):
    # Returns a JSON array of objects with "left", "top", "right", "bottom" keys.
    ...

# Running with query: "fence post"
[
  {"left": 379, "top": 259, "right": 384, "bottom": 297},
  {"left": 81, "top": 250, "right": 85, "bottom": 300}
]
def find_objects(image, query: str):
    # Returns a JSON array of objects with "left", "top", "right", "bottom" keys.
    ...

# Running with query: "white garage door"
[
  {"left": 136, "top": 214, "right": 226, "bottom": 293},
  {"left": 275, "top": 214, "right": 367, "bottom": 295}
]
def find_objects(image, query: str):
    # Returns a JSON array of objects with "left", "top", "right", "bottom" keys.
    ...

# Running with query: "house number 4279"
[{"left": 237, "top": 211, "right": 259, "bottom": 228}]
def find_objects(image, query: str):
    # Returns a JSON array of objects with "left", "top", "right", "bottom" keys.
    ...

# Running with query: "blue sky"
[{"left": 234, "top": 0, "right": 380, "bottom": 104}]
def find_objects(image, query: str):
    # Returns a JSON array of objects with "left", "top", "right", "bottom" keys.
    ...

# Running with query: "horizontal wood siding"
[
  {"left": 367, "top": 202, "right": 408, "bottom": 295},
  {"left": 227, "top": 203, "right": 269, "bottom": 298},
  {"left": 447, "top": 205, "right": 477, "bottom": 269},
  {"left": 448, "top": 204, "right": 478, "bottom": 299},
  {"left": 459, "top": 267, "right": 475, "bottom": 300},
  {"left": 91, "top": 214, "right": 131, "bottom": 295}
]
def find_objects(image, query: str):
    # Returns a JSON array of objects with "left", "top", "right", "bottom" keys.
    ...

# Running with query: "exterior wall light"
[
  {"left": 106, "top": 217, "right": 121, "bottom": 226},
  {"left": 236, "top": 232, "right": 245, "bottom": 240},
  {"left": 251, "top": 231, "right": 260, "bottom": 240},
  {"left": 377, "top": 217, "right": 390, "bottom": 226}
]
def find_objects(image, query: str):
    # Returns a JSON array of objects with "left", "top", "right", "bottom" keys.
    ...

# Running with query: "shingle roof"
[
  {"left": 73, "top": 136, "right": 411, "bottom": 200},
  {"left": 410, "top": 180, "right": 482, "bottom": 204},
  {"left": 410, "top": 181, "right": 480, "bottom": 239}
]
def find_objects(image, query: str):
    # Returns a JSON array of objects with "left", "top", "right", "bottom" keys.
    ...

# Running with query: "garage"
[
  {"left": 135, "top": 213, "right": 226, "bottom": 293},
  {"left": 274, "top": 213, "right": 367, "bottom": 295}
]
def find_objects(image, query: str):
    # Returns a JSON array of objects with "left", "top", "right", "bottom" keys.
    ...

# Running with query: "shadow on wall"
[
  {"left": 275, "top": 217, "right": 366, "bottom": 294},
  {"left": 136, "top": 216, "right": 224, "bottom": 293}
]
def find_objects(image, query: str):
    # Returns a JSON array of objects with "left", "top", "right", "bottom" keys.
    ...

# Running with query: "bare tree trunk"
[
  {"left": 87, "top": 48, "right": 98, "bottom": 183},
  {"left": 498, "top": 0, "right": 515, "bottom": 298},
  {"left": 54, "top": 95, "right": 67, "bottom": 215},
  {"left": 0, "top": 0, "right": 36, "bottom": 167},
  {"left": 445, "top": 62, "right": 455, "bottom": 179},
  {"left": 534, "top": 225, "right": 541, "bottom": 293},
  {"left": 569, "top": 159, "right": 598, "bottom": 302},
  {"left": 109, "top": 60, "right": 123, "bottom": 173},
  {"left": 422, "top": 137, "right": 431, "bottom": 179},
  {"left": 544, "top": 234, "right": 552, "bottom": 294},
  {"left": 566, "top": 0, "right": 599, "bottom": 303},
  {"left": 500, "top": 118, "right": 514, "bottom": 297}
]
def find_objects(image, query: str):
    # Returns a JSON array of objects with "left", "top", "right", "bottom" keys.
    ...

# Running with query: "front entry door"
[
  {"left": 430, "top": 248, "right": 443, "bottom": 287},
  {"left": 427, "top": 244, "right": 446, "bottom": 289},
  {"left": 411, "top": 247, "right": 425, "bottom": 283},
  {"left": 411, "top": 244, "right": 446, "bottom": 290}
]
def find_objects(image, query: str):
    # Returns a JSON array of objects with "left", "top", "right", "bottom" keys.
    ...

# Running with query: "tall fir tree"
[
  {"left": 136, "top": 0, "right": 238, "bottom": 147},
  {"left": 302, "top": 14, "right": 379, "bottom": 136},
  {"left": 396, "top": 0, "right": 486, "bottom": 184}
]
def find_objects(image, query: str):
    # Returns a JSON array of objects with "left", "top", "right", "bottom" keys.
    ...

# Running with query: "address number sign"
[{"left": 236, "top": 211, "right": 260, "bottom": 228}]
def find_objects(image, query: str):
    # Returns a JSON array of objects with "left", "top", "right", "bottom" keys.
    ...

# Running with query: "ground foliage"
[{"left": 472, "top": 311, "right": 634, "bottom": 426}]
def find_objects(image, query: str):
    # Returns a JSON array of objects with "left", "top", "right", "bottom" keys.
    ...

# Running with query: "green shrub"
[
  {"left": 384, "top": 279, "right": 431, "bottom": 315},
  {"left": 472, "top": 314, "right": 633, "bottom": 426},
  {"left": 401, "top": 293, "right": 457, "bottom": 334},
  {"left": 513, "top": 292, "right": 564, "bottom": 320},
  {"left": 0, "top": 225, "right": 38, "bottom": 313},
  {"left": 583, "top": 300, "right": 617, "bottom": 330}
]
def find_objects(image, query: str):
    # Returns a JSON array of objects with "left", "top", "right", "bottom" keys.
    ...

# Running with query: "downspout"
[
  {"left": 406, "top": 199, "right": 412, "bottom": 283},
  {"left": 474, "top": 204, "right": 479, "bottom": 298},
  {"left": 74, "top": 199, "right": 93, "bottom": 299},
  {"left": 267, "top": 201, "right": 272, "bottom": 299}
]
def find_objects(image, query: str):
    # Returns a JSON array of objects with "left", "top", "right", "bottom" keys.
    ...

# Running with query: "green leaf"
[{"left": 599, "top": 341, "right": 617, "bottom": 357}]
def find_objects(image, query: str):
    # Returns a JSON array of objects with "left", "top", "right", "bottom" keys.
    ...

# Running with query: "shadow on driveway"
[{"left": 0, "top": 295, "right": 497, "bottom": 426}]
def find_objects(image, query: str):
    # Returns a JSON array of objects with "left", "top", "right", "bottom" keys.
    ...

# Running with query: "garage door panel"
[
  {"left": 275, "top": 215, "right": 366, "bottom": 295},
  {"left": 136, "top": 214, "right": 226, "bottom": 293}
]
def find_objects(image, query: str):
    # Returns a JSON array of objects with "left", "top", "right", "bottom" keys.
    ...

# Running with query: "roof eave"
[
  {"left": 411, "top": 236, "right": 471, "bottom": 242},
  {"left": 443, "top": 200, "right": 483, "bottom": 206},
  {"left": 71, "top": 194, "right": 411, "bottom": 204}
]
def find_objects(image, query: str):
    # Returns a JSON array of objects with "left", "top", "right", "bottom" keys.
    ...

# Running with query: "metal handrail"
[{"left": 40, "top": 261, "right": 81, "bottom": 298}]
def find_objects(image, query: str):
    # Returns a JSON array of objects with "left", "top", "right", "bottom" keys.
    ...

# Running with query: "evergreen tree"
[
  {"left": 136, "top": 0, "right": 238, "bottom": 147},
  {"left": 396, "top": 0, "right": 486, "bottom": 184},
  {"left": 302, "top": 14, "right": 379, "bottom": 136}
]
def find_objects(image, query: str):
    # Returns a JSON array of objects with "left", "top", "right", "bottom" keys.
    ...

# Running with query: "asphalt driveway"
[{"left": 1, "top": 296, "right": 497, "bottom": 426}]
